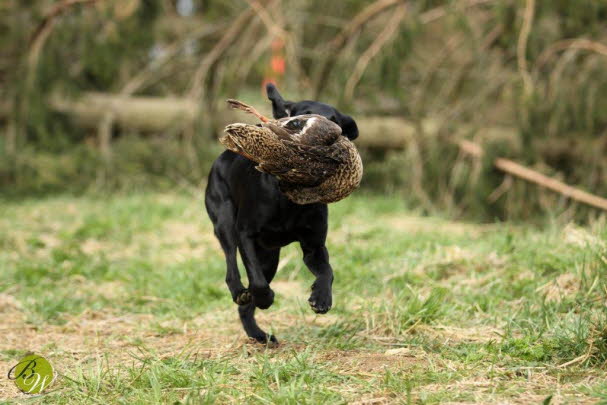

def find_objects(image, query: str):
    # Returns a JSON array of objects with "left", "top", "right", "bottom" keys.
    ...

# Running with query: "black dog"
[{"left": 204, "top": 84, "right": 358, "bottom": 343}]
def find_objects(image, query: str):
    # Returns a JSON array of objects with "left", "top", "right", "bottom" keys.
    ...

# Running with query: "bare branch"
[
  {"left": 420, "top": 0, "right": 497, "bottom": 24},
  {"left": 28, "top": 0, "right": 103, "bottom": 68},
  {"left": 517, "top": 0, "right": 535, "bottom": 96},
  {"left": 537, "top": 38, "right": 607, "bottom": 69},
  {"left": 343, "top": 4, "right": 407, "bottom": 102},
  {"left": 459, "top": 140, "right": 607, "bottom": 212},
  {"left": 312, "top": 0, "right": 403, "bottom": 98},
  {"left": 187, "top": 8, "right": 255, "bottom": 101}
]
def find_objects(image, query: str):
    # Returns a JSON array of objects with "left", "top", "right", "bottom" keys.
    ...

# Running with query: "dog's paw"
[
  {"left": 251, "top": 287, "right": 275, "bottom": 309},
  {"left": 249, "top": 333, "right": 279, "bottom": 347},
  {"left": 234, "top": 289, "right": 252, "bottom": 305},
  {"left": 308, "top": 288, "right": 332, "bottom": 314}
]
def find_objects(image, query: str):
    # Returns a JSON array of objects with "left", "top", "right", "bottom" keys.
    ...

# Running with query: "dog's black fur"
[{"left": 204, "top": 84, "right": 358, "bottom": 344}]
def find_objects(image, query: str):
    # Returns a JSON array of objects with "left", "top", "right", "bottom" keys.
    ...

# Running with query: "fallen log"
[
  {"left": 49, "top": 92, "right": 425, "bottom": 145},
  {"left": 43, "top": 92, "right": 607, "bottom": 211},
  {"left": 458, "top": 140, "right": 607, "bottom": 212},
  {"left": 493, "top": 158, "right": 607, "bottom": 211},
  {"left": 46, "top": 92, "right": 516, "bottom": 148},
  {"left": 48, "top": 92, "right": 200, "bottom": 132}
]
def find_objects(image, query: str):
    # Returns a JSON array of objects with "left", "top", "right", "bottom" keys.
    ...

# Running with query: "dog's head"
[{"left": 266, "top": 83, "right": 359, "bottom": 140}]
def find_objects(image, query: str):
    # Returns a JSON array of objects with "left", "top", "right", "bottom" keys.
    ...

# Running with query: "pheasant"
[{"left": 220, "top": 99, "right": 363, "bottom": 204}]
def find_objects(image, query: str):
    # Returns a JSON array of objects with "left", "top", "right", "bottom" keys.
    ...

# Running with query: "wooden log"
[
  {"left": 25, "top": 92, "right": 607, "bottom": 211},
  {"left": 458, "top": 139, "right": 607, "bottom": 212},
  {"left": 46, "top": 92, "right": 517, "bottom": 148},
  {"left": 48, "top": 92, "right": 200, "bottom": 132},
  {"left": 493, "top": 158, "right": 607, "bottom": 211},
  {"left": 47, "top": 93, "right": 431, "bottom": 146}
]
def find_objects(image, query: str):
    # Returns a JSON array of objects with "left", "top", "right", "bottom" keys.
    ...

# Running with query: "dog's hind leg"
[
  {"left": 238, "top": 246, "right": 280, "bottom": 344},
  {"left": 208, "top": 198, "right": 252, "bottom": 306},
  {"left": 206, "top": 167, "right": 251, "bottom": 305}
]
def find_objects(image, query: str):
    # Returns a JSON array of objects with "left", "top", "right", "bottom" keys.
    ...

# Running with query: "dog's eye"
[{"left": 285, "top": 119, "right": 303, "bottom": 130}]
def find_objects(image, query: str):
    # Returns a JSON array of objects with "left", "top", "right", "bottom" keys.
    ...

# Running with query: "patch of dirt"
[
  {"left": 415, "top": 324, "right": 504, "bottom": 344},
  {"left": 0, "top": 293, "right": 354, "bottom": 400},
  {"left": 385, "top": 245, "right": 506, "bottom": 287},
  {"left": 537, "top": 273, "right": 580, "bottom": 303},
  {"left": 563, "top": 224, "right": 605, "bottom": 249},
  {"left": 134, "top": 220, "right": 221, "bottom": 265},
  {"left": 163, "top": 221, "right": 219, "bottom": 249},
  {"left": 0, "top": 296, "right": 248, "bottom": 400},
  {"left": 422, "top": 371, "right": 602, "bottom": 405},
  {"left": 256, "top": 307, "right": 341, "bottom": 328},
  {"left": 76, "top": 219, "right": 222, "bottom": 264},
  {"left": 271, "top": 280, "right": 307, "bottom": 300},
  {"left": 328, "top": 216, "right": 375, "bottom": 245},
  {"left": 320, "top": 348, "right": 426, "bottom": 375},
  {"left": 350, "top": 397, "right": 391, "bottom": 405},
  {"left": 0, "top": 293, "right": 23, "bottom": 312},
  {"left": 384, "top": 216, "right": 491, "bottom": 237},
  {"left": 80, "top": 238, "right": 107, "bottom": 255}
]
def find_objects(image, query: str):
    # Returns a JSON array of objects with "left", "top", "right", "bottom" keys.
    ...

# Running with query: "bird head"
[{"left": 273, "top": 114, "right": 342, "bottom": 145}]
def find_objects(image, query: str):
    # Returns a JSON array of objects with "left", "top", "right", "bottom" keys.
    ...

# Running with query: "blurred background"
[{"left": 2, "top": 0, "right": 606, "bottom": 221}]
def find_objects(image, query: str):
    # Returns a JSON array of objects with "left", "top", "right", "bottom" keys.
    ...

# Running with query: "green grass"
[{"left": 1, "top": 192, "right": 606, "bottom": 403}]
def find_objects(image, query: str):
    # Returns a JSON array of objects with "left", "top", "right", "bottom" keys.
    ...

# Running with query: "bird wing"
[
  {"left": 256, "top": 141, "right": 346, "bottom": 186},
  {"left": 222, "top": 122, "right": 350, "bottom": 187}
]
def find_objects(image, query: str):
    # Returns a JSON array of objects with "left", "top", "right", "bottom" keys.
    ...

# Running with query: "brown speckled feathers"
[{"left": 221, "top": 100, "right": 363, "bottom": 204}]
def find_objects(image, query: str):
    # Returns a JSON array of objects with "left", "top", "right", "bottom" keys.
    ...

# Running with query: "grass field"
[{"left": 1, "top": 192, "right": 607, "bottom": 404}]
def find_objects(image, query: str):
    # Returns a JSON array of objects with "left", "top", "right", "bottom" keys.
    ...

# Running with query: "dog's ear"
[
  {"left": 266, "top": 83, "right": 293, "bottom": 119},
  {"left": 338, "top": 113, "right": 359, "bottom": 140}
]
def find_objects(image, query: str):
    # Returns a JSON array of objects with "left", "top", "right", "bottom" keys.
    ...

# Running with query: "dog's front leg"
[
  {"left": 301, "top": 244, "right": 333, "bottom": 314},
  {"left": 238, "top": 235, "right": 275, "bottom": 309}
]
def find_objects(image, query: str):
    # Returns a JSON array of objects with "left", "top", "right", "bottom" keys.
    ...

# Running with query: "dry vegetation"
[
  {"left": 1, "top": 192, "right": 606, "bottom": 403},
  {"left": 2, "top": 1, "right": 607, "bottom": 403},
  {"left": 2, "top": 0, "right": 607, "bottom": 220}
]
